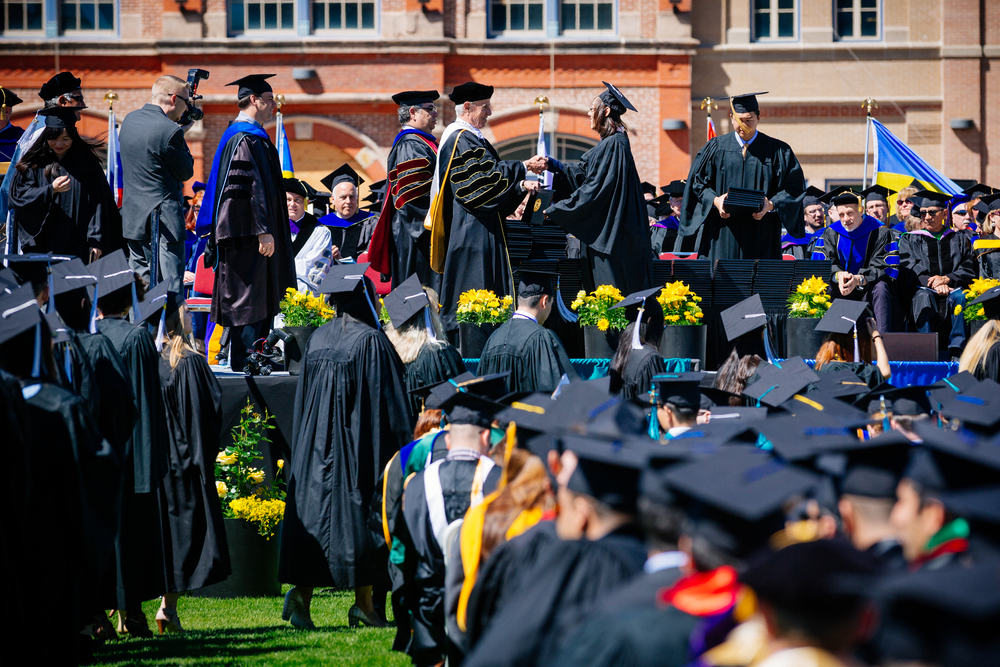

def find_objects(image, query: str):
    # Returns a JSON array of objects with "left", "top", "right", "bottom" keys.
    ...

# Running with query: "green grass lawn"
[{"left": 92, "top": 587, "right": 410, "bottom": 667}]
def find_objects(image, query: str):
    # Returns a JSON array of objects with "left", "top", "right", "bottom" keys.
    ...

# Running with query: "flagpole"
[{"left": 861, "top": 97, "right": 878, "bottom": 188}]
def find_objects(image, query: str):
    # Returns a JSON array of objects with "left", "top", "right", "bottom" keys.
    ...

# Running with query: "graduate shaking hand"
[
  {"left": 523, "top": 155, "right": 547, "bottom": 175},
  {"left": 752, "top": 196, "right": 774, "bottom": 221},
  {"left": 258, "top": 233, "right": 275, "bottom": 257},
  {"left": 714, "top": 193, "right": 730, "bottom": 219}
]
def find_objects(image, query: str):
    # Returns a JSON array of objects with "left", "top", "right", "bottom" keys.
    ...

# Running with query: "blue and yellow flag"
[
  {"left": 872, "top": 118, "right": 960, "bottom": 214},
  {"left": 275, "top": 111, "right": 294, "bottom": 178}
]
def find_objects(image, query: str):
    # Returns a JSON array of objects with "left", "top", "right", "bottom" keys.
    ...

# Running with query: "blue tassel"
[
  {"left": 762, "top": 326, "right": 779, "bottom": 364},
  {"left": 555, "top": 280, "right": 578, "bottom": 323},
  {"left": 31, "top": 323, "right": 41, "bottom": 378},
  {"left": 47, "top": 268, "right": 55, "bottom": 313},
  {"left": 647, "top": 408, "right": 660, "bottom": 440},
  {"left": 131, "top": 282, "right": 141, "bottom": 323},
  {"left": 364, "top": 288, "right": 381, "bottom": 330},
  {"left": 89, "top": 283, "right": 100, "bottom": 334},
  {"left": 63, "top": 343, "right": 73, "bottom": 384}
]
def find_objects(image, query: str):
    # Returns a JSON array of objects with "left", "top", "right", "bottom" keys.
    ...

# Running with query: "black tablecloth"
[{"left": 216, "top": 371, "right": 298, "bottom": 474}]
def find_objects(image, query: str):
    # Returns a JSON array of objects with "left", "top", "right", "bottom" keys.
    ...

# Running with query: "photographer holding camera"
[{"left": 119, "top": 74, "right": 197, "bottom": 291}]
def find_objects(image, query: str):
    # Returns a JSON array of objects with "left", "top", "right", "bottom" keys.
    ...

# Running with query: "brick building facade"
[{"left": 1, "top": 0, "right": 997, "bottom": 194}]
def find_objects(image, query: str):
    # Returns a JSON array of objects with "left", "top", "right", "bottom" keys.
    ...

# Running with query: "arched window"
[{"left": 495, "top": 133, "right": 597, "bottom": 163}]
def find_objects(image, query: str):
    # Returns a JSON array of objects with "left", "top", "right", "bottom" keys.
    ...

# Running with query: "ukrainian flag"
[
  {"left": 872, "top": 118, "right": 960, "bottom": 215},
  {"left": 276, "top": 110, "right": 294, "bottom": 178}
]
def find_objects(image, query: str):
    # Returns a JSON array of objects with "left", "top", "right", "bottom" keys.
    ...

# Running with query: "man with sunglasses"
[
  {"left": 119, "top": 75, "right": 195, "bottom": 292},
  {"left": 898, "top": 190, "right": 975, "bottom": 360},
  {"left": 368, "top": 90, "right": 443, "bottom": 293}
]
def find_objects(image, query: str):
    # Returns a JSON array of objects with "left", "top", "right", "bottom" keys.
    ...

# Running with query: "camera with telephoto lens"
[
  {"left": 178, "top": 68, "right": 209, "bottom": 126},
  {"left": 243, "top": 328, "right": 289, "bottom": 376}
]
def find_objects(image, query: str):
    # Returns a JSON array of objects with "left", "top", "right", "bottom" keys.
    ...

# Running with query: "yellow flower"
[
  {"left": 954, "top": 305, "right": 963, "bottom": 316},
  {"left": 277, "top": 459, "right": 284, "bottom": 470},
  {"left": 808, "top": 308, "right": 817, "bottom": 315},
  {"left": 490, "top": 309, "right": 500, "bottom": 318},
  {"left": 217, "top": 452, "right": 237, "bottom": 466},
  {"left": 247, "top": 468, "right": 265, "bottom": 484},
  {"left": 666, "top": 314, "right": 680, "bottom": 323},
  {"left": 216, "top": 481, "right": 228, "bottom": 497},
  {"left": 597, "top": 318, "right": 610, "bottom": 332}
]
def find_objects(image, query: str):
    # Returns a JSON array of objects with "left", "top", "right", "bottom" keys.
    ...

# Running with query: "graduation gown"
[
  {"left": 0, "top": 371, "right": 31, "bottom": 639},
  {"left": 208, "top": 126, "right": 295, "bottom": 328},
  {"left": 898, "top": 228, "right": 976, "bottom": 295},
  {"left": 677, "top": 131, "right": 805, "bottom": 260},
  {"left": 402, "top": 453, "right": 501, "bottom": 665},
  {"left": 971, "top": 341, "right": 1000, "bottom": 382},
  {"left": 319, "top": 208, "right": 378, "bottom": 260},
  {"left": 52, "top": 327, "right": 100, "bottom": 419},
  {"left": 816, "top": 360, "right": 884, "bottom": 390},
  {"left": 476, "top": 316, "right": 578, "bottom": 394},
  {"left": 547, "top": 132, "right": 654, "bottom": 294},
  {"left": 0, "top": 121, "right": 24, "bottom": 162},
  {"left": 159, "top": 352, "right": 231, "bottom": 592},
  {"left": 974, "top": 237, "right": 1000, "bottom": 279},
  {"left": 10, "top": 147, "right": 123, "bottom": 257},
  {"left": 279, "top": 315, "right": 413, "bottom": 588},
  {"left": 437, "top": 126, "right": 527, "bottom": 331},
  {"left": 386, "top": 129, "right": 440, "bottom": 292},
  {"left": 650, "top": 221, "right": 675, "bottom": 258},
  {"left": 616, "top": 344, "right": 666, "bottom": 401},
  {"left": 97, "top": 317, "right": 169, "bottom": 607},
  {"left": 290, "top": 212, "right": 333, "bottom": 292},
  {"left": 462, "top": 523, "right": 647, "bottom": 667},
  {"left": 809, "top": 216, "right": 897, "bottom": 283},
  {"left": 75, "top": 329, "right": 137, "bottom": 461},
  {"left": 20, "top": 381, "right": 120, "bottom": 661},
  {"left": 404, "top": 342, "right": 467, "bottom": 415},
  {"left": 781, "top": 228, "right": 823, "bottom": 260}
]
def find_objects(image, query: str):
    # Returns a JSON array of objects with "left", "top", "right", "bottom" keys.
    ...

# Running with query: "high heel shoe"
[
  {"left": 155, "top": 607, "right": 184, "bottom": 634},
  {"left": 116, "top": 610, "right": 154, "bottom": 638},
  {"left": 282, "top": 587, "right": 316, "bottom": 630},
  {"left": 348, "top": 604, "right": 386, "bottom": 628}
]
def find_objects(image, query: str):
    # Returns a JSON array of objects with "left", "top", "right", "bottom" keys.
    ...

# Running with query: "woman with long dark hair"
[
  {"left": 813, "top": 303, "right": 891, "bottom": 388},
  {"left": 609, "top": 292, "right": 666, "bottom": 400},
  {"left": 543, "top": 83, "right": 654, "bottom": 295},
  {"left": 10, "top": 106, "right": 122, "bottom": 260}
]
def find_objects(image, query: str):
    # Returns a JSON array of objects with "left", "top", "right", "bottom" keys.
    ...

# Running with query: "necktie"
[{"left": 742, "top": 143, "right": 748, "bottom": 159}]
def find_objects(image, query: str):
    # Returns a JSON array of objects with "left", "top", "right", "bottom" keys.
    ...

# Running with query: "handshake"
[{"left": 521, "top": 155, "right": 549, "bottom": 194}]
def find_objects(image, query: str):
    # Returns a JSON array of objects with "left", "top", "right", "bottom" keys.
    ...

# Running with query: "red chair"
[
  {"left": 659, "top": 252, "right": 699, "bottom": 260},
  {"left": 356, "top": 252, "right": 392, "bottom": 296},
  {"left": 186, "top": 255, "right": 214, "bottom": 312},
  {"left": 782, "top": 254, "right": 797, "bottom": 261}
]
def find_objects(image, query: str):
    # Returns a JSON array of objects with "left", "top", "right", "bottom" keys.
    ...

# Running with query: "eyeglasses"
[
  {"left": 417, "top": 104, "right": 436, "bottom": 112},
  {"left": 920, "top": 209, "right": 944, "bottom": 218},
  {"left": 174, "top": 94, "right": 190, "bottom": 105},
  {"left": 953, "top": 209, "right": 970, "bottom": 216},
  {"left": 65, "top": 93, "right": 84, "bottom": 103},
  {"left": 896, "top": 200, "right": 910, "bottom": 206}
]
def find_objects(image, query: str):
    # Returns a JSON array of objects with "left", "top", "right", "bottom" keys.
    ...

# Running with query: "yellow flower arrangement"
[
  {"left": 572, "top": 285, "right": 629, "bottom": 330},
  {"left": 279, "top": 287, "right": 336, "bottom": 328},
  {"left": 787, "top": 275, "right": 832, "bottom": 319},
  {"left": 216, "top": 401, "right": 286, "bottom": 535},
  {"left": 962, "top": 278, "right": 1000, "bottom": 323},
  {"left": 456, "top": 289, "right": 514, "bottom": 325},
  {"left": 656, "top": 281, "right": 704, "bottom": 327},
  {"left": 229, "top": 496, "right": 286, "bottom": 540}
]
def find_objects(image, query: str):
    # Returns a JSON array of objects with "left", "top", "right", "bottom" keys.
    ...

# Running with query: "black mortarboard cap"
[
  {"left": 720, "top": 294, "right": 768, "bottom": 342},
  {"left": 392, "top": 90, "right": 439, "bottom": 106},
  {"left": 426, "top": 371, "right": 512, "bottom": 405},
  {"left": 741, "top": 539, "right": 879, "bottom": 611},
  {"left": 663, "top": 447, "right": 818, "bottom": 522},
  {"left": 815, "top": 299, "right": 870, "bottom": 335},
  {"left": 976, "top": 192, "right": 1000, "bottom": 213},
  {"left": 226, "top": 74, "right": 275, "bottom": 99},
  {"left": 0, "top": 88, "right": 23, "bottom": 108},
  {"left": 830, "top": 190, "right": 865, "bottom": 209},
  {"left": 726, "top": 92, "right": 766, "bottom": 114},
  {"left": 363, "top": 179, "right": 386, "bottom": 204},
  {"left": 662, "top": 180, "right": 686, "bottom": 197},
  {"left": 962, "top": 183, "right": 995, "bottom": 198},
  {"left": 44, "top": 311, "right": 71, "bottom": 344},
  {"left": 968, "top": 285, "right": 1000, "bottom": 320},
  {"left": 802, "top": 185, "right": 825, "bottom": 208},
  {"left": 778, "top": 390, "right": 869, "bottom": 425},
  {"left": 932, "top": 384, "right": 1000, "bottom": 429},
  {"left": 641, "top": 182, "right": 656, "bottom": 196},
  {"left": 838, "top": 433, "right": 913, "bottom": 498},
  {"left": 810, "top": 369, "right": 873, "bottom": 399},
  {"left": 137, "top": 280, "right": 170, "bottom": 325},
  {"left": 318, "top": 262, "right": 371, "bottom": 295},
  {"left": 908, "top": 189, "right": 953, "bottom": 210},
  {"left": 38, "top": 105, "right": 85, "bottom": 130},
  {"left": 598, "top": 81, "right": 637, "bottom": 114},
  {"left": 0, "top": 268, "right": 18, "bottom": 293},
  {"left": 859, "top": 184, "right": 895, "bottom": 204},
  {"left": 38, "top": 71, "right": 81, "bottom": 100},
  {"left": 858, "top": 384, "right": 932, "bottom": 417},
  {"left": 284, "top": 178, "right": 309, "bottom": 199},
  {"left": 0, "top": 285, "right": 41, "bottom": 346},
  {"left": 743, "top": 362, "right": 813, "bottom": 408},
  {"left": 449, "top": 82, "right": 494, "bottom": 105},
  {"left": 904, "top": 424, "right": 1000, "bottom": 494},
  {"left": 649, "top": 372, "right": 705, "bottom": 410},
  {"left": 704, "top": 405, "right": 769, "bottom": 422},
  {"left": 409, "top": 371, "right": 475, "bottom": 402},
  {"left": 563, "top": 435, "right": 645, "bottom": 513},
  {"left": 818, "top": 185, "right": 856, "bottom": 205},
  {"left": 429, "top": 389, "right": 502, "bottom": 430},
  {"left": 1, "top": 252, "right": 71, "bottom": 287},
  {"left": 517, "top": 269, "right": 559, "bottom": 298},
  {"left": 756, "top": 414, "right": 864, "bottom": 463},
  {"left": 609, "top": 286, "right": 661, "bottom": 312},
  {"left": 383, "top": 273, "right": 429, "bottom": 328},
  {"left": 494, "top": 392, "right": 556, "bottom": 435},
  {"left": 321, "top": 164, "right": 360, "bottom": 192},
  {"left": 49, "top": 258, "right": 97, "bottom": 297},
  {"left": 89, "top": 250, "right": 135, "bottom": 298},
  {"left": 651, "top": 195, "right": 675, "bottom": 219}
]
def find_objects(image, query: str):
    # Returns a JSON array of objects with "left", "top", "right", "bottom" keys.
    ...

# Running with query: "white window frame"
[
  {"left": 229, "top": 0, "right": 297, "bottom": 35},
  {"left": 60, "top": 0, "right": 116, "bottom": 35},
  {"left": 311, "top": 0, "right": 379, "bottom": 35},
  {"left": 752, "top": 0, "right": 798, "bottom": 42},
  {"left": 834, "top": 0, "right": 880, "bottom": 41},
  {"left": 2, "top": 0, "right": 46, "bottom": 34},
  {"left": 488, "top": 0, "right": 547, "bottom": 37},
  {"left": 558, "top": 0, "right": 616, "bottom": 35}
]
